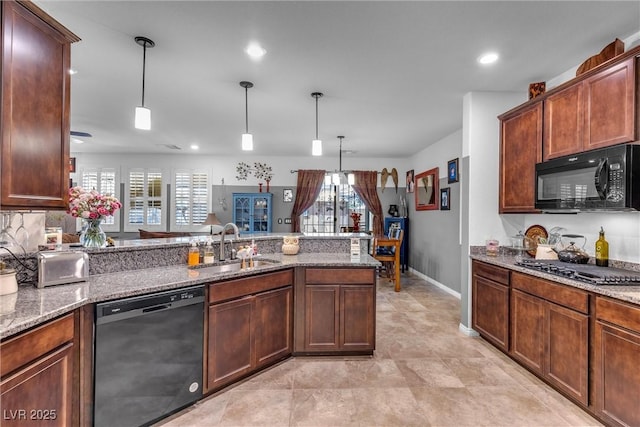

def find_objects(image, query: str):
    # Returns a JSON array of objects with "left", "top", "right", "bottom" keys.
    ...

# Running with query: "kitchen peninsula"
[{"left": 0, "top": 233, "right": 378, "bottom": 427}]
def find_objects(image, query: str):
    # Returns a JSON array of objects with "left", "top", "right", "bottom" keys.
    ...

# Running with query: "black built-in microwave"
[{"left": 535, "top": 144, "right": 640, "bottom": 212}]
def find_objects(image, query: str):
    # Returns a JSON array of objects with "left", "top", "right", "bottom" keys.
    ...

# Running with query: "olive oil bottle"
[{"left": 595, "top": 226, "right": 609, "bottom": 267}]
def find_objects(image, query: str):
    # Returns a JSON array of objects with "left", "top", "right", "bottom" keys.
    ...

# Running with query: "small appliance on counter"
[
  {"left": 0, "top": 261, "right": 18, "bottom": 295},
  {"left": 37, "top": 251, "right": 89, "bottom": 288}
]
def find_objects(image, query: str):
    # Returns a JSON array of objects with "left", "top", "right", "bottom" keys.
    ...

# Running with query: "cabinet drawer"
[
  {"left": 511, "top": 272, "right": 589, "bottom": 314},
  {"left": 1, "top": 313, "right": 75, "bottom": 378},
  {"left": 472, "top": 261, "right": 510, "bottom": 285},
  {"left": 209, "top": 269, "right": 293, "bottom": 304},
  {"left": 596, "top": 297, "right": 640, "bottom": 333},
  {"left": 305, "top": 268, "right": 374, "bottom": 284}
]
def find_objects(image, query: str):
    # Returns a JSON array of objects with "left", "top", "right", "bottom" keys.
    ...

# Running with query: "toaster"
[{"left": 37, "top": 251, "right": 89, "bottom": 288}]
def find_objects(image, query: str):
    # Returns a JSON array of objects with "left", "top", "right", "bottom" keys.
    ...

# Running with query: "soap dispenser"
[
  {"left": 595, "top": 226, "right": 609, "bottom": 267},
  {"left": 203, "top": 240, "right": 215, "bottom": 264},
  {"left": 188, "top": 241, "right": 200, "bottom": 266}
]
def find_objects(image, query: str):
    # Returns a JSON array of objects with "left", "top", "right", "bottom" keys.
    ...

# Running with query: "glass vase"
[{"left": 80, "top": 217, "right": 107, "bottom": 248}]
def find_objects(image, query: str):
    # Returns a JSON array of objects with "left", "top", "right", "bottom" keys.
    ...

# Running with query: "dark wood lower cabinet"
[
  {"left": 472, "top": 262, "right": 510, "bottom": 352},
  {"left": 594, "top": 297, "right": 640, "bottom": 427},
  {"left": 255, "top": 287, "right": 293, "bottom": 368},
  {"left": 545, "top": 301, "right": 588, "bottom": 404},
  {"left": 207, "top": 296, "right": 254, "bottom": 390},
  {"left": 305, "top": 285, "right": 340, "bottom": 351},
  {"left": 340, "top": 285, "right": 376, "bottom": 350},
  {"left": 511, "top": 289, "right": 544, "bottom": 372},
  {"left": 0, "top": 313, "right": 77, "bottom": 427},
  {"left": 296, "top": 268, "right": 376, "bottom": 355},
  {"left": 206, "top": 270, "right": 293, "bottom": 393},
  {"left": 511, "top": 272, "right": 589, "bottom": 406}
]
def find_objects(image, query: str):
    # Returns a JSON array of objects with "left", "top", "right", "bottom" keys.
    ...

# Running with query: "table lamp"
[{"left": 203, "top": 213, "right": 222, "bottom": 234}]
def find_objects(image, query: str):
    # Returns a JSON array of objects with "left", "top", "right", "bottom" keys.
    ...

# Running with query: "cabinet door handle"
[{"left": 594, "top": 158, "right": 608, "bottom": 200}]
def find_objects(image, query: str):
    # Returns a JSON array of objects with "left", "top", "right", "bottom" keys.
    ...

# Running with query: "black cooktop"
[{"left": 515, "top": 259, "right": 640, "bottom": 286}]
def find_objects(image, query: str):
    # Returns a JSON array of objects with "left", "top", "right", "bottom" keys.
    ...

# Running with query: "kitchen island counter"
[
  {"left": 471, "top": 253, "right": 640, "bottom": 305},
  {"left": 0, "top": 252, "right": 378, "bottom": 339}
]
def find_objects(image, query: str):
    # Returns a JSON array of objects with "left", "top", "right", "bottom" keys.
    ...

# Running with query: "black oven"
[{"left": 535, "top": 144, "right": 640, "bottom": 212}]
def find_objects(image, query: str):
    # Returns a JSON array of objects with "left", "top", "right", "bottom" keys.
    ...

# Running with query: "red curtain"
[
  {"left": 352, "top": 171, "right": 384, "bottom": 236},
  {"left": 290, "top": 170, "right": 326, "bottom": 232}
]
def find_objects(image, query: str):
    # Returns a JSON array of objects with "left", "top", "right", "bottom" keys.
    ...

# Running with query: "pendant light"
[
  {"left": 334, "top": 136, "right": 355, "bottom": 185},
  {"left": 311, "top": 92, "right": 323, "bottom": 156},
  {"left": 134, "top": 36, "right": 155, "bottom": 130},
  {"left": 240, "top": 81, "right": 254, "bottom": 151}
]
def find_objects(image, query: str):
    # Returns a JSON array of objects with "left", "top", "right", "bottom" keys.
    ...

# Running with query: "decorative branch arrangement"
[{"left": 235, "top": 162, "right": 274, "bottom": 183}]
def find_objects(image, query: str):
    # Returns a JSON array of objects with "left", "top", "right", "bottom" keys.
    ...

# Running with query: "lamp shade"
[
  {"left": 203, "top": 212, "right": 222, "bottom": 234},
  {"left": 242, "top": 133, "right": 253, "bottom": 151},
  {"left": 135, "top": 106, "right": 151, "bottom": 130},
  {"left": 312, "top": 139, "right": 322, "bottom": 156},
  {"left": 203, "top": 213, "right": 222, "bottom": 226}
]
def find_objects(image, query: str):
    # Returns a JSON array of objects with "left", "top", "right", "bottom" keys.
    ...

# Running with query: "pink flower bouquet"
[{"left": 68, "top": 186, "right": 122, "bottom": 219}]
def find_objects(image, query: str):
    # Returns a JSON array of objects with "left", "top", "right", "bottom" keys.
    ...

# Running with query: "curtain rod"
[{"left": 289, "top": 169, "right": 381, "bottom": 174}]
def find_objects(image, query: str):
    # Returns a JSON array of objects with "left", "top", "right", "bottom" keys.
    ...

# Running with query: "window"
[
  {"left": 125, "top": 169, "right": 164, "bottom": 231},
  {"left": 173, "top": 171, "right": 209, "bottom": 230},
  {"left": 80, "top": 168, "right": 119, "bottom": 231},
  {"left": 301, "top": 175, "right": 366, "bottom": 233}
]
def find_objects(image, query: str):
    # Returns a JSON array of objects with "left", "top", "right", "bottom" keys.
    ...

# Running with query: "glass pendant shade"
[
  {"left": 324, "top": 174, "right": 331, "bottom": 185},
  {"left": 312, "top": 139, "right": 322, "bottom": 156},
  {"left": 332, "top": 173, "right": 340, "bottom": 186},
  {"left": 347, "top": 173, "right": 355, "bottom": 185},
  {"left": 135, "top": 106, "right": 151, "bottom": 130},
  {"left": 242, "top": 133, "right": 253, "bottom": 151}
]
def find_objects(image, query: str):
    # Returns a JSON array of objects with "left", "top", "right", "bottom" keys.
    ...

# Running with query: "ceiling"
[{"left": 35, "top": 1, "right": 640, "bottom": 159}]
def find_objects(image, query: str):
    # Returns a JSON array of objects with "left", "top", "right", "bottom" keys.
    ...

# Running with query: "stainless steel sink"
[{"left": 192, "top": 259, "right": 279, "bottom": 274}]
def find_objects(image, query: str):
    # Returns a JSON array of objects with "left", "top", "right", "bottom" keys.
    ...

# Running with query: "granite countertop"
[
  {"left": 0, "top": 252, "right": 379, "bottom": 339},
  {"left": 471, "top": 253, "right": 640, "bottom": 306}
]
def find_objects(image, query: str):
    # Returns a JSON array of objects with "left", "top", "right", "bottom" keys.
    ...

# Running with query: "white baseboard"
[
  {"left": 458, "top": 323, "right": 479, "bottom": 337},
  {"left": 408, "top": 267, "right": 461, "bottom": 299}
]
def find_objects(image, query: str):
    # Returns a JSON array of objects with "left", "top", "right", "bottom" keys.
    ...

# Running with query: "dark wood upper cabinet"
[
  {"left": 543, "top": 56, "right": 638, "bottom": 161},
  {"left": 1, "top": 1, "right": 80, "bottom": 210},
  {"left": 584, "top": 58, "right": 636, "bottom": 151},
  {"left": 543, "top": 84, "right": 583, "bottom": 160},
  {"left": 499, "top": 102, "right": 542, "bottom": 213}
]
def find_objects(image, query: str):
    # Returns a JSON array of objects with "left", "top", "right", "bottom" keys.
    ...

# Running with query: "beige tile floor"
[{"left": 157, "top": 273, "right": 603, "bottom": 427}]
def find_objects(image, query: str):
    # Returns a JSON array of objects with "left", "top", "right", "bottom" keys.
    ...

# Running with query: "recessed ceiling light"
[
  {"left": 71, "top": 137, "right": 84, "bottom": 144},
  {"left": 245, "top": 42, "right": 266, "bottom": 60},
  {"left": 478, "top": 52, "right": 499, "bottom": 65},
  {"left": 190, "top": 144, "right": 199, "bottom": 150}
]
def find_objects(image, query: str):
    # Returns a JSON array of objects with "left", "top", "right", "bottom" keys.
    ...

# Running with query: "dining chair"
[{"left": 373, "top": 228, "right": 404, "bottom": 292}]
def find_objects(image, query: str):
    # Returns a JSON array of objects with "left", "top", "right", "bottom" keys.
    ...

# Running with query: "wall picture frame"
[
  {"left": 406, "top": 169, "right": 415, "bottom": 193},
  {"left": 69, "top": 157, "right": 76, "bottom": 173},
  {"left": 415, "top": 167, "right": 439, "bottom": 211},
  {"left": 283, "top": 188, "right": 293, "bottom": 202},
  {"left": 440, "top": 187, "right": 450, "bottom": 210},
  {"left": 447, "top": 158, "right": 459, "bottom": 184}
]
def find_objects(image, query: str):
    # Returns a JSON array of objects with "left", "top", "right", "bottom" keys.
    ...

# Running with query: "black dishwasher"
[{"left": 94, "top": 285, "right": 205, "bottom": 427}]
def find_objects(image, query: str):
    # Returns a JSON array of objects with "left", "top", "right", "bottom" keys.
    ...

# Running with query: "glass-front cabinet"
[{"left": 232, "top": 193, "right": 272, "bottom": 233}]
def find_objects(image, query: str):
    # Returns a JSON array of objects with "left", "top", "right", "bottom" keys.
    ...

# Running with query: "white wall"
[{"left": 464, "top": 91, "right": 528, "bottom": 247}]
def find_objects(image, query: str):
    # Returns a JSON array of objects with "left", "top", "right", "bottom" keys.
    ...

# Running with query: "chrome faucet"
[{"left": 219, "top": 223, "right": 239, "bottom": 261}]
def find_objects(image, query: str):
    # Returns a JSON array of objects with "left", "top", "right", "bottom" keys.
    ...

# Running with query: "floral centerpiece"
[
  {"left": 68, "top": 186, "right": 121, "bottom": 247},
  {"left": 350, "top": 212, "right": 362, "bottom": 232}
]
